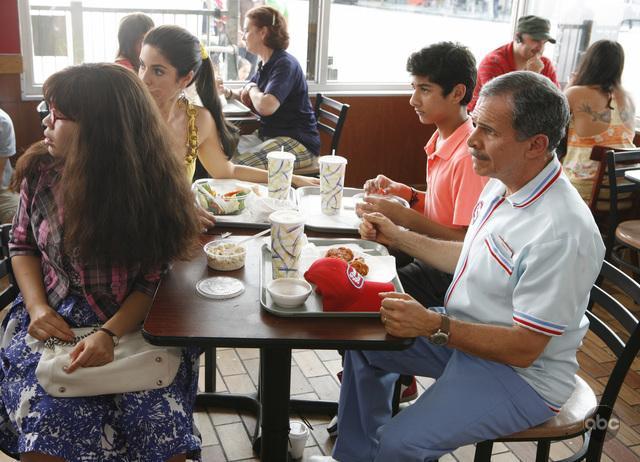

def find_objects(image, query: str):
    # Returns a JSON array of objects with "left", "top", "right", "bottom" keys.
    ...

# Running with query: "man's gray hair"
[{"left": 479, "top": 71, "right": 570, "bottom": 153}]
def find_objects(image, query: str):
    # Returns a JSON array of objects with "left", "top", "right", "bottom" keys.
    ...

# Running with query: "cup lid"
[
  {"left": 269, "top": 209, "right": 305, "bottom": 225},
  {"left": 267, "top": 151, "right": 295, "bottom": 161},
  {"left": 318, "top": 155, "right": 347, "bottom": 164},
  {"left": 196, "top": 277, "right": 245, "bottom": 299}
]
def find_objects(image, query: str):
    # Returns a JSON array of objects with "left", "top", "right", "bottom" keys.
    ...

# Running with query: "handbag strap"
[{"left": 44, "top": 328, "right": 98, "bottom": 350}]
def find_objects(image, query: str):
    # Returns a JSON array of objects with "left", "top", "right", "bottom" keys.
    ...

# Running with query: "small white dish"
[{"left": 267, "top": 278, "right": 312, "bottom": 308}]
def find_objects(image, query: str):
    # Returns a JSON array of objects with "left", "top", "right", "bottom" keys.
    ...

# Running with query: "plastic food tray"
[
  {"left": 259, "top": 238, "right": 404, "bottom": 317},
  {"left": 222, "top": 99, "right": 252, "bottom": 116},
  {"left": 195, "top": 179, "right": 297, "bottom": 229},
  {"left": 296, "top": 187, "right": 363, "bottom": 234}
]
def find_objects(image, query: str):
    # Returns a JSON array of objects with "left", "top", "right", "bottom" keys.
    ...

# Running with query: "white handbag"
[{"left": 33, "top": 327, "right": 182, "bottom": 397}]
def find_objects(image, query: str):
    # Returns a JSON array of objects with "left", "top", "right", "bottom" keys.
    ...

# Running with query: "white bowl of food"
[
  {"left": 204, "top": 241, "right": 246, "bottom": 271},
  {"left": 267, "top": 278, "right": 312, "bottom": 308}
]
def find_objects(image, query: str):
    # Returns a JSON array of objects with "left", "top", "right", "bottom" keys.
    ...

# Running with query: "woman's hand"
[
  {"left": 27, "top": 303, "right": 74, "bottom": 342},
  {"left": 196, "top": 204, "right": 216, "bottom": 232},
  {"left": 292, "top": 175, "right": 319, "bottom": 187},
  {"left": 240, "top": 83, "right": 257, "bottom": 110},
  {"left": 66, "top": 331, "right": 115, "bottom": 373},
  {"left": 363, "top": 175, "right": 405, "bottom": 197}
]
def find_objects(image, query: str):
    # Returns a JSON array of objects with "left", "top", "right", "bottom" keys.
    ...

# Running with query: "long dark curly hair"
[{"left": 14, "top": 63, "right": 200, "bottom": 268}]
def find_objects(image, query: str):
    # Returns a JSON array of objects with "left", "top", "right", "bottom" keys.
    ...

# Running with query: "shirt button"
[
  {"left": 58, "top": 386, "right": 66, "bottom": 393},
  {"left": 155, "top": 356, "right": 162, "bottom": 363}
]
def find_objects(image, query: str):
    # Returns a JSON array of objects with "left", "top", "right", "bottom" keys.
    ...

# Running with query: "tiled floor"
[{"left": 1, "top": 299, "right": 640, "bottom": 461}]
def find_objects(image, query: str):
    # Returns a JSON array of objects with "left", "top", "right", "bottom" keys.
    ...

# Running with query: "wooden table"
[{"left": 143, "top": 233, "right": 411, "bottom": 461}]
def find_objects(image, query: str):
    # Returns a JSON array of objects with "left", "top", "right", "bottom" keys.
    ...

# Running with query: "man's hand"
[
  {"left": 66, "top": 331, "right": 115, "bottom": 373},
  {"left": 27, "top": 303, "right": 74, "bottom": 342},
  {"left": 363, "top": 175, "right": 405, "bottom": 197},
  {"left": 525, "top": 54, "right": 544, "bottom": 74},
  {"left": 355, "top": 196, "right": 406, "bottom": 223},
  {"left": 379, "top": 292, "right": 439, "bottom": 338},
  {"left": 359, "top": 212, "right": 403, "bottom": 247}
]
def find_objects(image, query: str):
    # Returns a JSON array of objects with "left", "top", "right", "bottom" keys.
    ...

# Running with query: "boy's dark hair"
[{"left": 406, "top": 42, "right": 477, "bottom": 106}]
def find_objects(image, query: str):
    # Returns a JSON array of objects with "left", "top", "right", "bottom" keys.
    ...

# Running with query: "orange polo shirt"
[{"left": 401, "top": 118, "right": 487, "bottom": 228}]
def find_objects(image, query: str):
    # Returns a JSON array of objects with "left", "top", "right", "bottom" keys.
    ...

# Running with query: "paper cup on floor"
[
  {"left": 270, "top": 210, "right": 306, "bottom": 279},
  {"left": 319, "top": 155, "right": 348, "bottom": 215},
  {"left": 267, "top": 151, "right": 295, "bottom": 200},
  {"left": 288, "top": 420, "right": 309, "bottom": 460}
]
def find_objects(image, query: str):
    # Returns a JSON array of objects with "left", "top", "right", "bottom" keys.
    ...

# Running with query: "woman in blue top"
[{"left": 223, "top": 5, "right": 320, "bottom": 170}]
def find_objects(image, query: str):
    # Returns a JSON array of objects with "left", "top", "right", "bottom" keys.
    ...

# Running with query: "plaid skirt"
[{"left": 233, "top": 130, "right": 318, "bottom": 170}]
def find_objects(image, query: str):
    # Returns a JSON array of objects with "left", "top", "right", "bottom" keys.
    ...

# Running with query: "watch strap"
[
  {"left": 439, "top": 313, "right": 450, "bottom": 335},
  {"left": 97, "top": 327, "right": 118, "bottom": 345}
]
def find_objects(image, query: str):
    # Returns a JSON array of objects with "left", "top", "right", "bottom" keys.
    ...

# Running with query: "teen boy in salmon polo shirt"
[
  {"left": 351, "top": 42, "right": 487, "bottom": 406},
  {"left": 357, "top": 42, "right": 487, "bottom": 315}
]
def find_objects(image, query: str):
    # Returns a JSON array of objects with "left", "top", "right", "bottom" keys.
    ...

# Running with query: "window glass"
[
  {"left": 21, "top": 0, "right": 312, "bottom": 90},
  {"left": 326, "top": 0, "right": 513, "bottom": 82},
  {"left": 526, "top": 0, "right": 637, "bottom": 94}
]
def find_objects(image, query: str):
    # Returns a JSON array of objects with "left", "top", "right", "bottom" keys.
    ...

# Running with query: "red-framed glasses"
[{"left": 37, "top": 100, "right": 73, "bottom": 125}]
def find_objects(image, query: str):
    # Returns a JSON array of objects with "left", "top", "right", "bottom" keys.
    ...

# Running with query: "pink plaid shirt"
[{"left": 9, "top": 161, "right": 160, "bottom": 321}]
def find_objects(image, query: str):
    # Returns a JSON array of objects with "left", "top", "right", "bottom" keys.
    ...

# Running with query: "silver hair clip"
[{"left": 272, "top": 14, "right": 276, "bottom": 26}]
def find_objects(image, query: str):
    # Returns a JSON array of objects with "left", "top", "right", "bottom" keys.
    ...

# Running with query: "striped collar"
[{"left": 505, "top": 156, "right": 562, "bottom": 209}]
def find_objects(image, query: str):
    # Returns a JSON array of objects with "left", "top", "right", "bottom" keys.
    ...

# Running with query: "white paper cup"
[
  {"left": 270, "top": 210, "right": 306, "bottom": 279},
  {"left": 267, "top": 151, "right": 296, "bottom": 200},
  {"left": 288, "top": 420, "right": 309, "bottom": 460},
  {"left": 319, "top": 155, "right": 348, "bottom": 215}
]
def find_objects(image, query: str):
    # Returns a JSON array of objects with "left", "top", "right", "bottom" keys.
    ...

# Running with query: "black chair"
[
  {"left": 474, "top": 260, "right": 640, "bottom": 461},
  {"left": 604, "top": 149, "right": 640, "bottom": 273},
  {"left": 294, "top": 93, "right": 350, "bottom": 176}
]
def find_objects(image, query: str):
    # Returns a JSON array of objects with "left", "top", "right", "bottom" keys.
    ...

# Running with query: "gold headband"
[{"left": 200, "top": 43, "right": 209, "bottom": 61}]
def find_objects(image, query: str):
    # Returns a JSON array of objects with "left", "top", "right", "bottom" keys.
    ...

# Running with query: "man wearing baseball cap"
[
  {"left": 311, "top": 72, "right": 604, "bottom": 462},
  {"left": 467, "top": 14, "right": 559, "bottom": 111}
]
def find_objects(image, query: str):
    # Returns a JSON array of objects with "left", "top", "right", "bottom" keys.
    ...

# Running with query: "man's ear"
[
  {"left": 525, "top": 133, "right": 550, "bottom": 159},
  {"left": 450, "top": 83, "right": 467, "bottom": 105},
  {"left": 515, "top": 33, "right": 523, "bottom": 44}
]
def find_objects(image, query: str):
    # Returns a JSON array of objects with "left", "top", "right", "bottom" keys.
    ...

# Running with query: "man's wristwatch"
[
  {"left": 98, "top": 327, "right": 119, "bottom": 346},
  {"left": 428, "top": 314, "right": 450, "bottom": 345}
]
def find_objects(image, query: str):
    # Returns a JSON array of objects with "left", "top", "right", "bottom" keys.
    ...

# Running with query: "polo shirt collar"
[
  {"left": 425, "top": 118, "right": 474, "bottom": 160},
  {"left": 259, "top": 48, "right": 285, "bottom": 72},
  {"left": 505, "top": 155, "right": 562, "bottom": 209}
]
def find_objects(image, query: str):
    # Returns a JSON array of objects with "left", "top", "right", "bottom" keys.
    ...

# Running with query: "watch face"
[{"left": 430, "top": 332, "right": 448, "bottom": 346}]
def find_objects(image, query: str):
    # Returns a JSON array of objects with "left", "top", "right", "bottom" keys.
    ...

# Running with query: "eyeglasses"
[{"left": 37, "top": 100, "right": 73, "bottom": 125}]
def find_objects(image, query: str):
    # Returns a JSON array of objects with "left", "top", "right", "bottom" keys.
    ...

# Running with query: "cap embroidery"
[{"left": 346, "top": 265, "right": 364, "bottom": 289}]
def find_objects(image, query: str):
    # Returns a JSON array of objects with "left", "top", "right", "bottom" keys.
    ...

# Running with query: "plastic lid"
[
  {"left": 269, "top": 210, "right": 306, "bottom": 225},
  {"left": 318, "top": 155, "right": 348, "bottom": 164},
  {"left": 267, "top": 151, "right": 295, "bottom": 161},
  {"left": 196, "top": 277, "right": 245, "bottom": 299}
]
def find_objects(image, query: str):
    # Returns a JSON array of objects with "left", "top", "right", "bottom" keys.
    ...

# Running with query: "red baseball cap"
[{"left": 304, "top": 257, "right": 395, "bottom": 312}]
